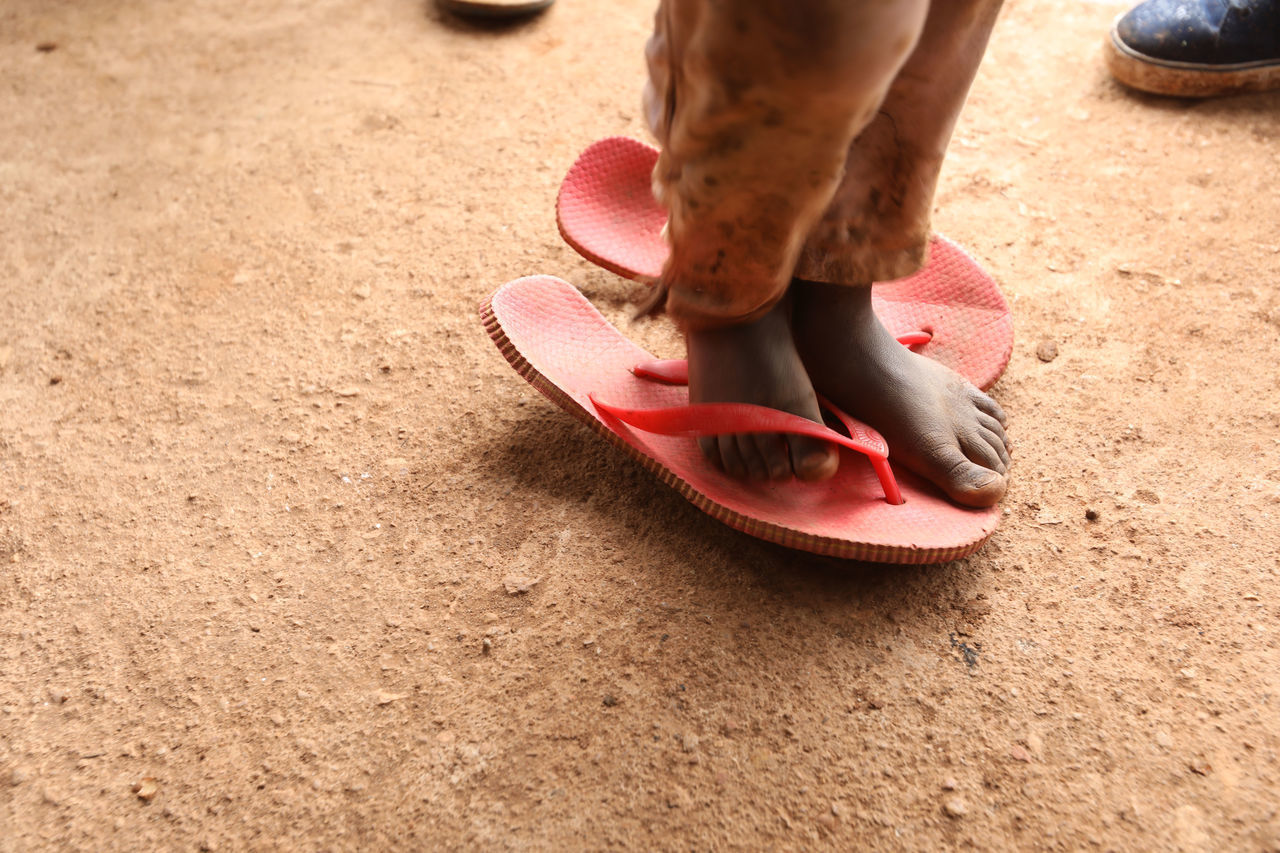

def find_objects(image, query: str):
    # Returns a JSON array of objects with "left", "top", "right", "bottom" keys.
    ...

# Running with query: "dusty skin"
[
  {"left": 686, "top": 295, "right": 840, "bottom": 484},
  {"left": 792, "top": 280, "right": 1011, "bottom": 507},
  {"left": 2, "top": 1, "right": 1280, "bottom": 850}
]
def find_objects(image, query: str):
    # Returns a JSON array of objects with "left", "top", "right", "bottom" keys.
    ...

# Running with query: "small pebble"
[
  {"left": 943, "top": 797, "right": 968, "bottom": 818},
  {"left": 132, "top": 777, "right": 159, "bottom": 801},
  {"left": 941, "top": 777, "right": 958, "bottom": 791},
  {"left": 10, "top": 767, "right": 30, "bottom": 786},
  {"left": 602, "top": 694, "right": 618, "bottom": 707},
  {"left": 1036, "top": 340, "right": 1058, "bottom": 362},
  {"left": 666, "top": 785, "right": 693, "bottom": 809},
  {"left": 502, "top": 575, "right": 540, "bottom": 595},
  {"left": 1085, "top": 508, "right": 1099, "bottom": 521}
]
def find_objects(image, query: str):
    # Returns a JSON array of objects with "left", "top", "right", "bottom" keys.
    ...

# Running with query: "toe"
[
  {"left": 970, "top": 389, "right": 1007, "bottom": 426},
  {"left": 977, "top": 412, "right": 1009, "bottom": 448},
  {"left": 788, "top": 434, "right": 839, "bottom": 482},
  {"left": 717, "top": 435, "right": 749, "bottom": 480},
  {"left": 978, "top": 424, "right": 1011, "bottom": 469},
  {"left": 932, "top": 444, "right": 1008, "bottom": 507},
  {"left": 751, "top": 433, "right": 794, "bottom": 481},
  {"left": 735, "top": 434, "right": 771, "bottom": 481},
  {"left": 960, "top": 429, "right": 1007, "bottom": 475},
  {"left": 698, "top": 436, "right": 723, "bottom": 470}
]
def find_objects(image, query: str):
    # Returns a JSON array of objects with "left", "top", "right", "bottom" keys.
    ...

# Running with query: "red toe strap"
[
  {"left": 589, "top": 393, "right": 903, "bottom": 505},
  {"left": 896, "top": 331, "right": 932, "bottom": 348},
  {"left": 631, "top": 359, "right": 689, "bottom": 385}
]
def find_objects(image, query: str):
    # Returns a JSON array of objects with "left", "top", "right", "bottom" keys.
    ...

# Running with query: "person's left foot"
[{"left": 792, "top": 280, "right": 1011, "bottom": 508}]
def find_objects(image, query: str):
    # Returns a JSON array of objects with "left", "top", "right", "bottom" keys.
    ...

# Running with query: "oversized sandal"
[{"left": 482, "top": 275, "right": 1001, "bottom": 564}]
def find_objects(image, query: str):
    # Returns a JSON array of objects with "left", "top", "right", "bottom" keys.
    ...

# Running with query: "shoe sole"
[
  {"left": 438, "top": 0, "right": 553, "bottom": 18},
  {"left": 1106, "top": 28, "right": 1280, "bottom": 97}
]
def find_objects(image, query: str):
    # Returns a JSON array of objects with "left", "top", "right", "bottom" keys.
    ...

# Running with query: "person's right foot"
[
  {"left": 686, "top": 296, "right": 840, "bottom": 483},
  {"left": 1107, "top": 0, "right": 1280, "bottom": 97},
  {"left": 792, "top": 280, "right": 1011, "bottom": 508}
]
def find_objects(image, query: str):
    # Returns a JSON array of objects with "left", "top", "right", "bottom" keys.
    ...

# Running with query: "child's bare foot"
[
  {"left": 686, "top": 296, "right": 839, "bottom": 483},
  {"left": 792, "top": 280, "right": 1010, "bottom": 507}
]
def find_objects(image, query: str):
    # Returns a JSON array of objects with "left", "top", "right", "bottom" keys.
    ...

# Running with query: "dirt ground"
[{"left": 3, "top": 0, "right": 1279, "bottom": 849}]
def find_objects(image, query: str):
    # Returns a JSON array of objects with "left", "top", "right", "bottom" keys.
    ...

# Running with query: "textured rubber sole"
[
  {"left": 1106, "top": 30, "right": 1280, "bottom": 97},
  {"left": 481, "top": 276, "right": 1001, "bottom": 564}
]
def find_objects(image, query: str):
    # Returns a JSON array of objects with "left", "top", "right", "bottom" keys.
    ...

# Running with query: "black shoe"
[{"left": 1106, "top": 0, "right": 1280, "bottom": 96}]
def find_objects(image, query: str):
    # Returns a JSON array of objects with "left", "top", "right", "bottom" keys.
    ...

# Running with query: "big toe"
[
  {"left": 927, "top": 445, "right": 1008, "bottom": 508},
  {"left": 789, "top": 434, "right": 839, "bottom": 482}
]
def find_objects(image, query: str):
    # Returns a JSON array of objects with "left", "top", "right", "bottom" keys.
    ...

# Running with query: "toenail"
[{"left": 804, "top": 448, "right": 833, "bottom": 464}]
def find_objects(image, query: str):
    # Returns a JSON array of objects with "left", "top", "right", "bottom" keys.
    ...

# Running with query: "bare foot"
[
  {"left": 686, "top": 296, "right": 840, "bottom": 482},
  {"left": 792, "top": 280, "right": 1010, "bottom": 507}
]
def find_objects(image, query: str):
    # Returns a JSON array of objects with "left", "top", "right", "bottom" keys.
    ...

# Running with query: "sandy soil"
[{"left": 3, "top": 0, "right": 1279, "bottom": 849}]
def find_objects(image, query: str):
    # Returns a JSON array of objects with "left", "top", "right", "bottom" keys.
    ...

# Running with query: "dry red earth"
[{"left": 3, "top": 0, "right": 1279, "bottom": 849}]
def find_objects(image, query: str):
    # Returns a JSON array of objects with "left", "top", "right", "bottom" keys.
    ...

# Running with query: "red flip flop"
[
  {"left": 556, "top": 136, "right": 1013, "bottom": 392},
  {"left": 482, "top": 275, "right": 1000, "bottom": 564}
]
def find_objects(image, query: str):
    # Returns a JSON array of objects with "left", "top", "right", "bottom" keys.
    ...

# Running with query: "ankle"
[
  {"left": 688, "top": 294, "right": 793, "bottom": 353},
  {"left": 794, "top": 279, "right": 876, "bottom": 330}
]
